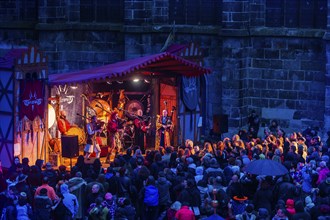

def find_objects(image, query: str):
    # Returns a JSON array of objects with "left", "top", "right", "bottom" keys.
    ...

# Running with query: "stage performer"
[
  {"left": 134, "top": 109, "right": 150, "bottom": 154},
  {"left": 84, "top": 116, "right": 102, "bottom": 159},
  {"left": 156, "top": 109, "right": 173, "bottom": 149},
  {"left": 57, "top": 110, "right": 71, "bottom": 135},
  {"left": 106, "top": 112, "right": 123, "bottom": 163}
]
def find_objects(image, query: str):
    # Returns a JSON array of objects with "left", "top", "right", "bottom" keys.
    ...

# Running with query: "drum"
[
  {"left": 89, "top": 99, "right": 111, "bottom": 119},
  {"left": 49, "top": 138, "right": 61, "bottom": 153},
  {"left": 48, "top": 104, "right": 56, "bottom": 129},
  {"left": 66, "top": 127, "right": 86, "bottom": 145},
  {"left": 123, "top": 134, "right": 133, "bottom": 149}
]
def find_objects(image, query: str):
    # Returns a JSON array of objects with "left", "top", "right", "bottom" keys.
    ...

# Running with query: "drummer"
[{"left": 57, "top": 110, "right": 71, "bottom": 135}]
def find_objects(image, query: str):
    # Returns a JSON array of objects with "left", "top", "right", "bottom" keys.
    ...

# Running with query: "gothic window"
[
  {"left": 266, "top": 0, "right": 326, "bottom": 29},
  {"left": 169, "top": 0, "right": 221, "bottom": 25},
  {"left": 80, "top": 0, "right": 124, "bottom": 23}
]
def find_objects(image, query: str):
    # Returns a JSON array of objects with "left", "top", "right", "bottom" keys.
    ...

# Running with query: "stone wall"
[{"left": 0, "top": 0, "right": 329, "bottom": 138}]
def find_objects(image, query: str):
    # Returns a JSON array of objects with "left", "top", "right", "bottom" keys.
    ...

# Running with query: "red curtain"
[{"left": 20, "top": 80, "right": 45, "bottom": 120}]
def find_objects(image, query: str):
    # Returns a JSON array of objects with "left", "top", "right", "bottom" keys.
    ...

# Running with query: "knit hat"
[
  {"left": 60, "top": 183, "right": 69, "bottom": 194},
  {"left": 305, "top": 196, "right": 315, "bottom": 209},
  {"left": 286, "top": 199, "right": 295, "bottom": 215},
  {"left": 258, "top": 208, "right": 269, "bottom": 218},
  {"left": 195, "top": 166, "right": 203, "bottom": 175},
  {"left": 105, "top": 193, "right": 113, "bottom": 200},
  {"left": 171, "top": 201, "right": 182, "bottom": 211}
]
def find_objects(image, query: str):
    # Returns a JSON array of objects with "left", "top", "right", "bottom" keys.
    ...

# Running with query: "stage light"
[
  {"left": 106, "top": 81, "right": 112, "bottom": 85},
  {"left": 117, "top": 81, "right": 123, "bottom": 84},
  {"left": 133, "top": 78, "right": 139, "bottom": 82},
  {"left": 144, "top": 79, "right": 150, "bottom": 84},
  {"left": 70, "top": 85, "right": 78, "bottom": 89}
]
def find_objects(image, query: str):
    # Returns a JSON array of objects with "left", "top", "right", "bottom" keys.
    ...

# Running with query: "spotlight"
[
  {"left": 133, "top": 78, "right": 139, "bottom": 82},
  {"left": 144, "top": 79, "right": 150, "bottom": 84},
  {"left": 70, "top": 85, "right": 78, "bottom": 89},
  {"left": 106, "top": 81, "right": 112, "bottom": 85},
  {"left": 117, "top": 81, "right": 123, "bottom": 84}
]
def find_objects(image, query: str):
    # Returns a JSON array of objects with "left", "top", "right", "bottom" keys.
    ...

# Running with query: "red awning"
[{"left": 49, "top": 52, "right": 211, "bottom": 84}]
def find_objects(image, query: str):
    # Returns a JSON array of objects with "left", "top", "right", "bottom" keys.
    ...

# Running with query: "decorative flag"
[{"left": 20, "top": 80, "right": 44, "bottom": 120}]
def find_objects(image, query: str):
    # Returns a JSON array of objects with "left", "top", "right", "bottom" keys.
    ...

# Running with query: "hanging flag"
[
  {"left": 160, "top": 21, "right": 176, "bottom": 52},
  {"left": 20, "top": 80, "right": 45, "bottom": 120}
]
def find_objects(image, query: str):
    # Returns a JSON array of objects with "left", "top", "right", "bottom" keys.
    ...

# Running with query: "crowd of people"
[{"left": 0, "top": 122, "right": 329, "bottom": 220}]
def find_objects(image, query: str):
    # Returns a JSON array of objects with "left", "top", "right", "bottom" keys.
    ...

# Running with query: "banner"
[
  {"left": 20, "top": 80, "right": 45, "bottom": 120},
  {"left": 181, "top": 76, "right": 200, "bottom": 110}
]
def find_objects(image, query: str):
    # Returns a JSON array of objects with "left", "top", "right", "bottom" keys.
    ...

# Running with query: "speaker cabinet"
[
  {"left": 61, "top": 135, "right": 79, "bottom": 158},
  {"left": 213, "top": 114, "right": 228, "bottom": 134}
]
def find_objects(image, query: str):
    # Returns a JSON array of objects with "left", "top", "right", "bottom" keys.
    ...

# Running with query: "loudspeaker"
[
  {"left": 213, "top": 114, "right": 228, "bottom": 134},
  {"left": 61, "top": 135, "right": 79, "bottom": 158}
]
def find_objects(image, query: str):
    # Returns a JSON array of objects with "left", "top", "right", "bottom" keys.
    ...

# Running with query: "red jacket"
[{"left": 175, "top": 206, "right": 195, "bottom": 220}]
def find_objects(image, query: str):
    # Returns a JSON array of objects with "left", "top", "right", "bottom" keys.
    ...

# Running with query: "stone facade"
[{"left": 0, "top": 0, "right": 329, "bottom": 139}]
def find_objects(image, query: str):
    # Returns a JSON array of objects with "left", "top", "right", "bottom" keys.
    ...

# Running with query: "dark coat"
[{"left": 34, "top": 195, "right": 52, "bottom": 220}]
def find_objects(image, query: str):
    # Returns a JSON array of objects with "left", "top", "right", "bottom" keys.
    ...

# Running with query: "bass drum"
[
  {"left": 123, "top": 134, "right": 133, "bottom": 150},
  {"left": 66, "top": 127, "right": 86, "bottom": 145},
  {"left": 89, "top": 99, "right": 111, "bottom": 119}
]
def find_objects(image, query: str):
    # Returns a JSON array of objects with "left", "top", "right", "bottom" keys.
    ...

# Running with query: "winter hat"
[
  {"left": 258, "top": 208, "right": 269, "bottom": 218},
  {"left": 186, "top": 157, "right": 194, "bottom": 164},
  {"left": 305, "top": 196, "right": 315, "bottom": 209},
  {"left": 286, "top": 199, "right": 296, "bottom": 215},
  {"left": 195, "top": 166, "right": 204, "bottom": 175},
  {"left": 171, "top": 201, "right": 182, "bottom": 211},
  {"left": 60, "top": 183, "right": 69, "bottom": 194},
  {"left": 105, "top": 192, "right": 113, "bottom": 200}
]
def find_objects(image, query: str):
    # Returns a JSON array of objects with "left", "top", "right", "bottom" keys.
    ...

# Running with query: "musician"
[
  {"left": 133, "top": 109, "right": 150, "bottom": 154},
  {"left": 106, "top": 112, "right": 122, "bottom": 162},
  {"left": 84, "top": 115, "right": 102, "bottom": 159},
  {"left": 156, "top": 109, "right": 173, "bottom": 149},
  {"left": 57, "top": 110, "right": 71, "bottom": 135}
]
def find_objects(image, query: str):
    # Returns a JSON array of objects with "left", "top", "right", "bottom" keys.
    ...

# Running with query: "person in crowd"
[
  {"left": 235, "top": 203, "right": 256, "bottom": 220},
  {"left": 42, "top": 162, "right": 58, "bottom": 189},
  {"left": 156, "top": 171, "right": 172, "bottom": 216},
  {"left": 166, "top": 201, "right": 181, "bottom": 220},
  {"left": 316, "top": 160, "right": 329, "bottom": 185},
  {"left": 7, "top": 156, "right": 20, "bottom": 178},
  {"left": 66, "top": 171, "right": 87, "bottom": 220},
  {"left": 88, "top": 196, "right": 108, "bottom": 220},
  {"left": 16, "top": 192, "right": 33, "bottom": 220},
  {"left": 21, "top": 157, "right": 30, "bottom": 175},
  {"left": 272, "top": 208, "right": 289, "bottom": 220},
  {"left": 60, "top": 183, "right": 79, "bottom": 219},
  {"left": 15, "top": 173, "right": 32, "bottom": 204},
  {"left": 102, "top": 193, "right": 116, "bottom": 220},
  {"left": 35, "top": 176, "right": 58, "bottom": 202},
  {"left": 175, "top": 201, "right": 195, "bottom": 220},
  {"left": 115, "top": 197, "right": 136, "bottom": 220},
  {"left": 34, "top": 188, "right": 52, "bottom": 220},
  {"left": 139, "top": 175, "right": 159, "bottom": 220},
  {"left": 248, "top": 110, "right": 260, "bottom": 139},
  {"left": 292, "top": 200, "right": 311, "bottom": 220}
]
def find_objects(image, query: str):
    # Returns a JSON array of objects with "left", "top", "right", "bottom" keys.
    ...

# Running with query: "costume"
[
  {"left": 156, "top": 111, "right": 172, "bottom": 149},
  {"left": 107, "top": 112, "right": 122, "bottom": 159},
  {"left": 57, "top": 116, "right": 71, "bottom": 134},
  {"left": 134, "top": 117, "right": 148, "bottom": 153},
  {"left": 84, "top": 117, "right": 101, "bottom": 158}
]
